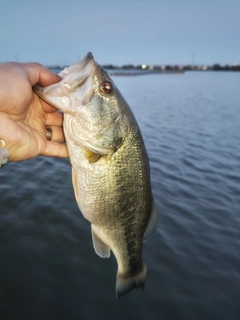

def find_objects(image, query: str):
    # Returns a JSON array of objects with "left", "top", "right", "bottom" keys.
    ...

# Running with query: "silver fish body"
[{"left": 34, "top": 53, "right": 157, "bottom": 298}]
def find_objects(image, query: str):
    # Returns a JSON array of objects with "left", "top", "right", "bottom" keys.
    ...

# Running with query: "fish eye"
[{"left": 100, "top": 82, "right": 112, "bottom": 94}]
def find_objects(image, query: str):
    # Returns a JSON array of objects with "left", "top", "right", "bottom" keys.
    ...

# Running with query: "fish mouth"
[
  {"left": 58, "top": 52, "right": 96, "bottom": 106},
  {"left": 60, "top": 52, "right": 95, "bottom": 81},
  {"left": 34, "top": 53, "right": 97, "bottom": 115},
  {"left": 84, "top": 52, "right": 94, "bottom": 64}
]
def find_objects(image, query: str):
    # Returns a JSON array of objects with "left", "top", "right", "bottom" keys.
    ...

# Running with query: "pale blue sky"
[{"left": 1, "top": 0, "right": 240, "bottom": 66}]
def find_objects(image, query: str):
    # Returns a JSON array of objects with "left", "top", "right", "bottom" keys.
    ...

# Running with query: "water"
[{"left": 1, "top": 71, "right": 240, "bottom": 319}]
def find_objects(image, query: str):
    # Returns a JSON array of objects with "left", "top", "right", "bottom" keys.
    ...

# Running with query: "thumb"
[{"left": 25, "top": 62, "right": 62, "bottom": 87}]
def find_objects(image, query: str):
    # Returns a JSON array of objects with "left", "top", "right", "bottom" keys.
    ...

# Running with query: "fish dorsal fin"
[
  {"left": 143, "top": 200, "right": 158, "bottom": 242},
  {"left": 91, "top": 225, "right": 111, "bottom": 258}
]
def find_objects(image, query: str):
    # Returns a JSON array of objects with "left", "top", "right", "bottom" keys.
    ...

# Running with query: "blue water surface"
[{"left": 1, "top": 71, "right": 240, "bottom": 320}]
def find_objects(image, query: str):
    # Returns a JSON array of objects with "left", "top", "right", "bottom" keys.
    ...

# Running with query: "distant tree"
[
  {"left": 223, "top": 65, "right": 230, "bottom": 71},
  {"left": 212, "top": 64, "right": 221, "bottom": 70},
  {"left": 233, "top": 65, "right": 240, "bottom": 71},
  {"left": 184, "top": 65, "right": 192, "bottom": 71},
  {"left": 122, "top": 64, "right": 134, "bottom": 69},
  {"left": 103, "top": 64, "right": 115, "bottom": 69}
]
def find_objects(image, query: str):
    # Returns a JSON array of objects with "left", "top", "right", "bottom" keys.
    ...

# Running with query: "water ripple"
[{"left": 1, "top": 72, "right": 240, "bottom": 319}]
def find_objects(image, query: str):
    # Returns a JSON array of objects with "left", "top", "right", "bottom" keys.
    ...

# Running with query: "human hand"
[{"left": 0, "top": 62, "right": 68, "bottom": 161}]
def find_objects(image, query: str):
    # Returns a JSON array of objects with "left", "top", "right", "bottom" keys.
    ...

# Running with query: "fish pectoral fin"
[
  {"left": 91, "top": 225, "right": 111, "bottom": 258},
  {"left": 72, "top": 168, "right": 80, "bottom": 202},
  {"left": 84, "top": 149, "right": 102, "bottom": 163},
  {"left": 143, "top": 200, "right": 158, "bottom": 242}
]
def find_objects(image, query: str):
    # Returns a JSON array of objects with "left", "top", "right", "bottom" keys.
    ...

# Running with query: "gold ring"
[
  {"left": 46, "top": 128, "right": 52, "bottom": 141},
  {"left": 0, "top": 139, "right": 6, "bottom": 148}
]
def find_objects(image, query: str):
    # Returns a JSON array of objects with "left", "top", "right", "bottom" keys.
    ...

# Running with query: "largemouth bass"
[{"left": 34, "top": 53, "right": 157, "bottom": 298}]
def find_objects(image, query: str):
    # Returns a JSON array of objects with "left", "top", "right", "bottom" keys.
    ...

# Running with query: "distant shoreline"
[{"left": 48, "top": 63, "right": 240, "bottom": 74}]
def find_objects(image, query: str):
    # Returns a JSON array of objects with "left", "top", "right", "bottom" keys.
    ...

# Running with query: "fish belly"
[{"left": 66, "top": 120, "right": 153, "bottom": 297}]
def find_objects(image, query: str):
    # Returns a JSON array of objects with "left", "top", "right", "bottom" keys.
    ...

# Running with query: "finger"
[
  {"left": 47, "top": 126, "right": 65, "bottom": 143},
  {"left": 33, "top": 93, "right": 58, "bottom": 113},
  {"left": 40, "top": 98, "right": 59, "bottom": 113},
  {"left": 42, "top": 141, "right": 69, "bottom": 158},
  {"left": 25, "top": 62, "right": 61, "bottom": 87},
  {"left": 45, "top": 111, "right": 64, "bottom": 127}
]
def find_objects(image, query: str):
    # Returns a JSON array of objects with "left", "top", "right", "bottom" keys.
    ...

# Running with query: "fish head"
[
  {"left": 34, "top": 53, "right": 95, "bottom": 115},
  {"left": 34, "top": 52, "right": 130, "bottom": 156},
  {"left": 75, "top": 54, "right": 131, "bottom": 155}
]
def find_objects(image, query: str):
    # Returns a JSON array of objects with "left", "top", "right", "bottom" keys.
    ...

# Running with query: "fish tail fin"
[{"left": 116, "top": 263, "right": 147, "bottom": 298}]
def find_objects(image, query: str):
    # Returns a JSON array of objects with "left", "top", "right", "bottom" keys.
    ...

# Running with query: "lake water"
[{"left": 1, "top": 71, "right": 240, "bottom": 320}]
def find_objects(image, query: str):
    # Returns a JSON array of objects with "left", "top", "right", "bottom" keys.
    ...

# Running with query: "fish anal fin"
[
  {"left": 116, "top": 263, "right": 147, "bottom": 298},
  {"left": 143, "top": 200, "right": 158, "bottom": 241},
  {"left": 91, "top": 225, "right": 111, "bottom": 258},
  {"left": 84, "top": 149, "right": 102, "bottom": 163}
]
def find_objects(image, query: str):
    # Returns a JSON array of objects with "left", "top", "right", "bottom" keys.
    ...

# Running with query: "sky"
[{"left": 1, "top": 0, "right": 240, "bottom": 67}]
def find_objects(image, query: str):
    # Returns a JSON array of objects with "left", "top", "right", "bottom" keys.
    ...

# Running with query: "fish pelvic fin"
[
  {"left": 116, "top": 263, "right": 147, "bottom": 298},
  {"left": 91, "top": 225, "right": 111, "bottom": 258}
]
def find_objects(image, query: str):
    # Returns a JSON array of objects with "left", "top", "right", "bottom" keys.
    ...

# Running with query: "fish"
[{"left": 34, "top": 53, "right": 157, "bottom": 298}]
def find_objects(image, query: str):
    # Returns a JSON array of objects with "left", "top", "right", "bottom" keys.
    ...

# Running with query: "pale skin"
[{"left": 0, "top": 62, "right": 68, "bottom": 161}]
